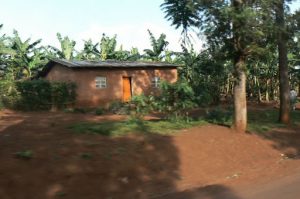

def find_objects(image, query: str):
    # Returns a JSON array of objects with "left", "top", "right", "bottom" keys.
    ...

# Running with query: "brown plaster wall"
[{"left": 45, "top": 64, "right": 177, "bottom": 107}]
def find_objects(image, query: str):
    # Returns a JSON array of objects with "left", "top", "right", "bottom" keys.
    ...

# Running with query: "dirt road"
[
  {"left": 239, "top": 171, "right": 300, "bottom": 199},
  {"left": 159, "top": 170, "right": 300, "bottom": 199},
  {"left": 1, "top": 110, "right": 300, "bottom": 199}
]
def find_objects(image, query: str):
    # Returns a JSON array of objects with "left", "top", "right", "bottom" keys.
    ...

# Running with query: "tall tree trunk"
[
  {"left": 233, "top": 56, "right": 247, "bottom": 132},
  {"left": 276, "top": 0, "right": 290, "bottom": 124},
  {"left": 270, "top": 78, "right": 274, "bottom": 101},
  {"left": 266, "top": 79, "right": 270, "bottom": 102},
  {"left": 298, "top": 82, "right": 300, "bottom": 96},
  {"left": 232, "top": 0, "right": 247, "bottom": 132},
  {"left": 255, "top": 76, "right": 262, "bottom": 103}
]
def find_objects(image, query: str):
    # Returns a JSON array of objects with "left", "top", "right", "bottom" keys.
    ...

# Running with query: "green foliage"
[
  {"left": 73, "top": 107, "right": 89, "bottom": 114},
  {"left": 55, "top": 192, "right": 67, "bottom": 197},
  {"left": 156, "top": 81, "right": 196, "bottom": 120},
  {"left": 77, "top": 39, "right": 100, "bottom": 60},
  {"left": 55, "top": 33, "right": 76, "bottom": 60},
  {"left": 175, "top": 47, "right": 229, "bottom": 106},
  {"left": 205, "top": 107, "right": 233, "bottom": 126},
  {"left": 70, "top": 118, "right": 206, "bottom": 137},
  {"left": 95, "top": 107, "right": 105, "bottom": 115},
  {"left": 127, "top": 94, "right": 155, "bottom": 120},
  {"left": 51, "top": 82, "right": 76, "bottom": 109},
  {"left": 143, "top": 29, "right": 169, "bottom": 61},
  {"left": 100, "top": 33, "right": 117, "bottom": 60},
  {"left": 80, "top": 153, "right": 93, "bottom": 159},
  {"left": 14, "top": 150, "right": 33, "bottom": 159},
  {"left": 8, "top": 30, "right": 47, "bottom": 79},
  {"left": 161, "top": 0, "right": 201, "bottom": 43},
  {"left": 0, "top": 79, "right": 76, "bottom": 111},
  {"left": 108, "top": 100, "right": 126, "bottom": 114},
  {"left": 0, "top": 80, "right": 20, "bottom": 109},
  {"left": 16, "top": 80, "right": 52, "bottom": 110}
]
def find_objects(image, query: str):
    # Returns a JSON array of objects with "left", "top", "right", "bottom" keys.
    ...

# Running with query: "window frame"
[
  {"left": 95, "top": 76, "right": 107, "bottom": 89},
  {"left": 151, "top": 76, "right": 160, "bottom": 88}
]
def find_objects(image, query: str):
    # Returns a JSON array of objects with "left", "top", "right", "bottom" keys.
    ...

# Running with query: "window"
[
  {"left": 95, "top": 77, "right": 107, "bottom": 88},
  {"left": 151, "top": 76, "right": 160, "bottom": 88}
]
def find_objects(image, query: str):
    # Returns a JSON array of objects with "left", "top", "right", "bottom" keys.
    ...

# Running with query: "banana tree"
[
  {"left": 99, "top": 33, "right": 117, "bottom": 60},
  {"left": 48, "top": 33, "right": 76, "bottom": 60},
  {"left": 0, "top": 24, "right": 16, "bottom": 79},
  {"left": 143, "top": 29, "right": 169, "bottom": 61},
  {"left": 9, "top": 30, "right": 46, "bottom": 79},
  {"left": 77, "top": 39, "right": 100, "bottom": 60}
]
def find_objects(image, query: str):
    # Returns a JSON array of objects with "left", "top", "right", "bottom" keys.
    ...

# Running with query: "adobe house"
[{"left": 41, "top": 59, "right": 178, "bottom": 107}]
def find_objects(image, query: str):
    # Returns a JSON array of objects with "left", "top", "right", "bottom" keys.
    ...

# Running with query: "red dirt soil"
[{"left": 0, "top": 109, "right": 300, "bottom": 199}]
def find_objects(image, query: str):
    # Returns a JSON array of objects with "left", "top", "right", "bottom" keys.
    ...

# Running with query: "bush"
[
  {"left": 0, "top": 79, "right": 76, "bottom": 111},
  {"left": 73, "top": 107, "right": 89, "bottom": 114},
  {"left": 51, "top": 82, "right": 77, "bottom": 109},
  {"left": 108, "top": 100, "right": 126, "bottom": 114},
  {"left": 16, "top": 80, "right": 52, "bottom": 110},
  {"left": 127, "top": 94, "right": 155, "bottom": 120},
  {"left": 95, "top": 107, "right": 105, "bottom": 115},
  {"left": 0, "top": 80, "right": 20, "bottom": 109},
  {"left": 205, "top": 106, "right": 233, "bottom": 125},
  {"left": 156, "top": 81, "right": 196, "bottom": 120}
]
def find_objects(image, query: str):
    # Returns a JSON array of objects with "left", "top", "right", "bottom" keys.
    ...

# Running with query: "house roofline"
[{"left": 39, "top": 58, "right": 178, "bottom": 77}]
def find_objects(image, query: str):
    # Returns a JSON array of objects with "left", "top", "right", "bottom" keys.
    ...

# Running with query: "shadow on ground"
[
  {"left": 257, "top": 125, "right": 300, "bottom": 159},
  {"left": 156, "top": 184, "right": 242, "bottom": 199},
  {"left": 0, "top": 111, "right": 178, "bottom": 199}
]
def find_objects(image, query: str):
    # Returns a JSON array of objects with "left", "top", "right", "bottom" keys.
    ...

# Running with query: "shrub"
[
  {"left": 95, "top": 107, "right": 105, "bottom": 115},
  {"left": 14, "top": 150, "right": 33, "bottom": 160},
  {"left": 73, "top": 107, "right": 88, "bottom": 114},
  {"left": 108, "top": 100, "right": 126, "bottom": 114},
  {"left": 16, "top": 80, "right": 52, "bottom": 110},
  {"left": 0, "top": 80, "right": 20, "bottom": 109},
  {"left": 205, "top": 106, "right": 233, "bottom": 125},
  {"left": 156, "top": 81, "right": 196, "bottom": 120},
  {"left": 51, "top": 82, "right": 77, "bottom": 109},
  {"left": 127, "top": 94, "right": 154, "bottom": 120},
  {"left": 0, "top": 79, "right": 76, "bottom": 111}
]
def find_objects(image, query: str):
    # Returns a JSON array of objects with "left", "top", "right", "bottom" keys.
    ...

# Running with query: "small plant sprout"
[{"left": 14, "top": 150, "right": 33, "bottom": 159}]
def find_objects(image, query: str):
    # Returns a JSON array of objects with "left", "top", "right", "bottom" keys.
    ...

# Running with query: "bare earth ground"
[{"left": 0, "top": 106, "right": 300, "bottom": 199}]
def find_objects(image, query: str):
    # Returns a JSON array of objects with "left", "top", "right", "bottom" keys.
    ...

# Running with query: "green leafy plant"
[
  {"left": 14, "top": 150, "right": 33, "bottom": 159},
  {"left": 127, "top": 94, "right": 155, "bottom": 120},
  {"left": 0, "top": 79, "right": 76, "bottom": 111},
  {"left": 80, "top": 153, "right": 93, "bottom": 159},
  {"left": 156, "top": 81, "right": 196, "bottom": 120},
  {"left": 108, "top": 100, "right": 126, "bottom": 114},
  {"left": 95, "top": 107, "right": 105, "bottom": 115},
  {"left": 205, "top": 107, "right": 233, "bottom": 126},
  {"left": 73, "top": 107, "right": 88, "bottom": 114}
]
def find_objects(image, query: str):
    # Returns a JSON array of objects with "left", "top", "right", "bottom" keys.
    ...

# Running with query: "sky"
[{"left": 0, "top": 0, "right": 300, "bottom": 53}]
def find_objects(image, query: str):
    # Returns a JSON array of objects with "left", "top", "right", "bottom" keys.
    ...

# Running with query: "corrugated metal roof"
[
  {"left": 52, "top": 59, "right": 178, "bottom": 68},
  {"left": 39, "top": 59, "right": 178, "bottom": 77}
]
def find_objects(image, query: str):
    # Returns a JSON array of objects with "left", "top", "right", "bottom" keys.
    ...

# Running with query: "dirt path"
[
  {"left": 240, "top": 170, "right": 300, "bottom": 199},
  {"left": 159, "top": 168, "right": 300, "bottom": 199},
  {"left": 0, "top": 110, "right": 300, "bottom": 199}
]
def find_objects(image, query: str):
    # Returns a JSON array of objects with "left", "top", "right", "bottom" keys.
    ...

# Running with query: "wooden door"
[{"left": 123, "top": 77, "right": 131, "bottom": 102}]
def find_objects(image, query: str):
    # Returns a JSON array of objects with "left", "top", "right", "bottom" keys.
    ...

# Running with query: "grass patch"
[
  {"left": 247, "top": 109, "right": 300, "bottom": 133},
  {"left": 69, "top": 118, "right": 207, "bottom": 136}
]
